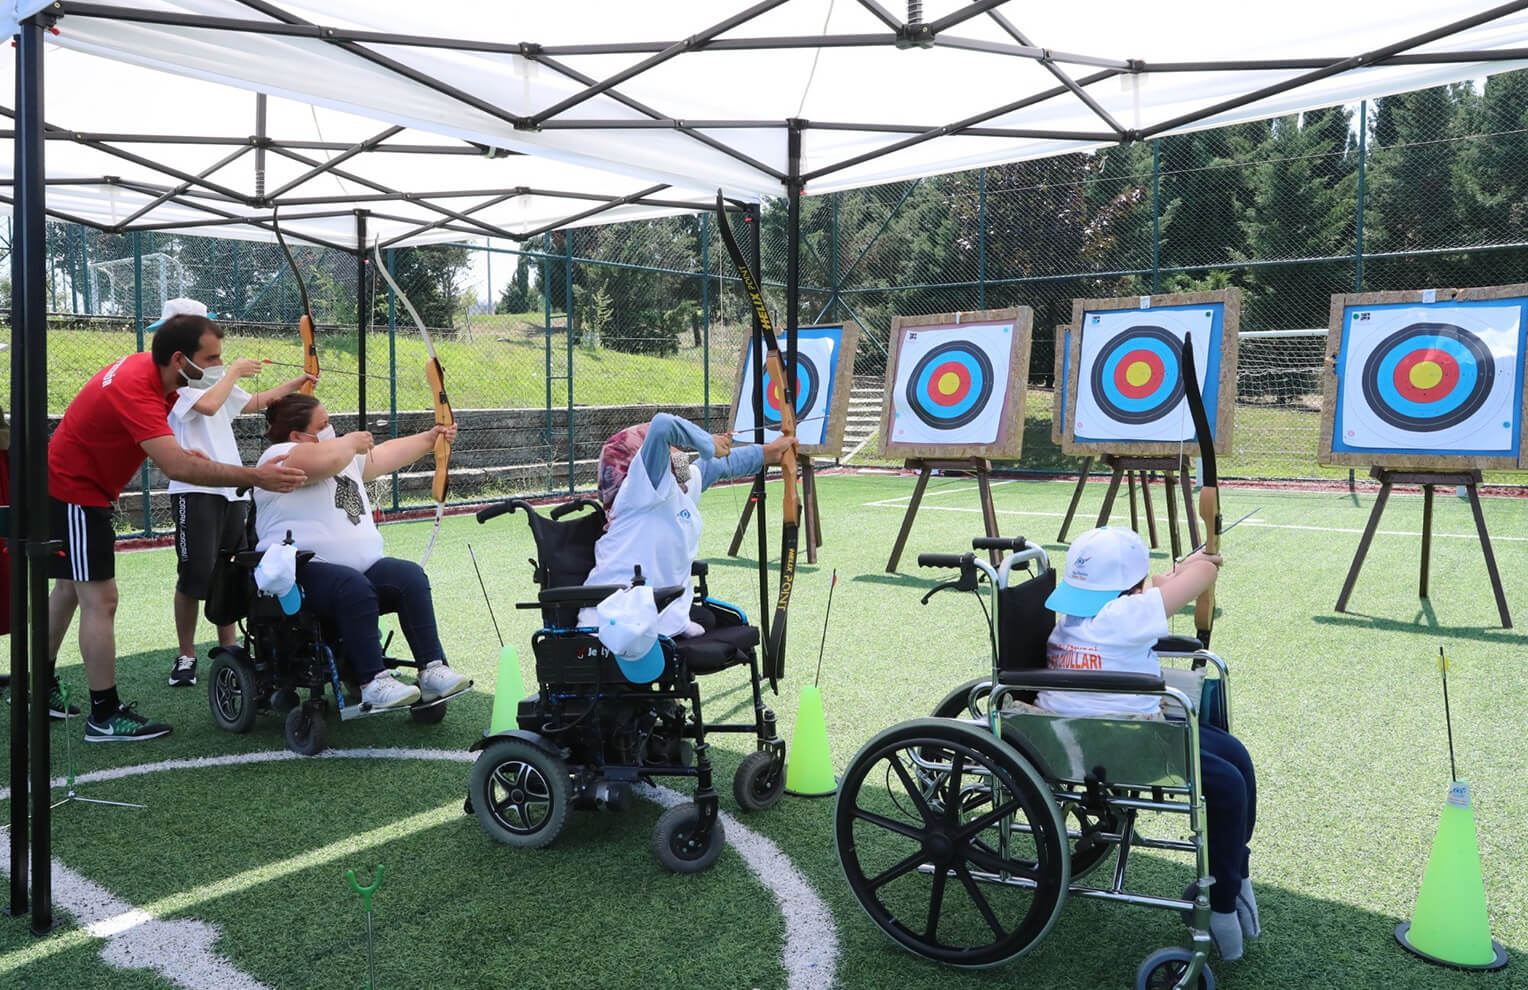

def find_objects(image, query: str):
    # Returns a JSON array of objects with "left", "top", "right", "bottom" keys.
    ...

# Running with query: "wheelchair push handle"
[
  {"left": 550, "top": 497, "right": 603, "bottom": 520},
  {"left": 917, "top": 552, "right": 974, "bottom": 570},
  {"left": 972, "top": 536, "right": 1027, "bottom": 552},
  {"left": 475, "top": 500, "right": 520, "bottom": 524},
  {"left": 916, "top": 552, "right": 982, "bottom": 604}
]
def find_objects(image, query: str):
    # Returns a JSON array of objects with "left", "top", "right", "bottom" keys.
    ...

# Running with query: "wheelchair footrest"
[{"left": 338, "top": 684, "right": 467, "bottom": 722}]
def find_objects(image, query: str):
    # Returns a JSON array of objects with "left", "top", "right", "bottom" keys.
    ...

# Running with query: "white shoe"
[
  {"left": 416, "top": 661, "right": 469, "bottom": 702},
  {"left": 360, "top": 670, "right": 421, "bottom": 710}
]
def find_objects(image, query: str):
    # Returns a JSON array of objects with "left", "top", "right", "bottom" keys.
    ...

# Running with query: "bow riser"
[
  {"left": 299, "top": 314, "right": 318, "bottom": 395},
  {"left": 1179, "top": 331, "right": 1220, "bottom": 647},
  {"left": 426, "top": 356, "right": 453, "bottom": 504}
]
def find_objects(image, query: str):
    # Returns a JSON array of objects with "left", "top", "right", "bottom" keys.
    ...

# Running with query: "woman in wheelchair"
[
  {"left": 1042, "top": 526, "right": 1260, "bottom": 961},
  {"left": 577, "top": 412, "right": 795, "bottom": 642},
  {"left": 252, "top": 394, "right": 467, "bottom": 711}
]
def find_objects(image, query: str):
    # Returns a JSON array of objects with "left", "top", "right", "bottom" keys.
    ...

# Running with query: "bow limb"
[
  {"left": 1179, "top": 331, "right": 1222, "bottom": 647},
  {"left": 714, "top": 191, "right": 797, "bottom": 686},
  {"left": 274, "top": 210, "right": 319, "bottom": 395},
  {"left": 374, "top": 241, "right": 454, "bottom": 566}
]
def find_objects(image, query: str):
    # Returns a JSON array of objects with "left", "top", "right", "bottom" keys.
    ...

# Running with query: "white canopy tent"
[{"left": 10, "top": 2, "right": 1528, "bottom": 926}]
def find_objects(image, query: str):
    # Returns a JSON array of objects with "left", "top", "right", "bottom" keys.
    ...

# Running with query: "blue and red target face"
[
  {"left": 1360, "top": 323, "right": 1494, "bottom": 432},
  {"left": 1089, "top": 326, "right": 1186, "bottom": 424},
  {"left": 903, "top": 341, "right": 994, "bottom": 428},
  {"left": 760, "top": 354, "right": 819, "bottom": 429}
]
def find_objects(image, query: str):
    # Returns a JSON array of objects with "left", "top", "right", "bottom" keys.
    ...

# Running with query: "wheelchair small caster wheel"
[
  {"left": 652, "top": 803, "right": 725, "bottom": 874},
  {"left": 410, "top": 700, "right": 447, "bottom": 724},
  {"left": 733, "top": 750, "right": 786, "bottom": 811},
  {"left": 470, "top": 738, "right": 571, "bottom": 848},
  {"left": 207, "top": 652, "right": 260, "bottom": 734},
  {"left": 1136, "top": 947, "right": 1213, "bottom": 990},
  {"left": 284, "top": 702, "right": 328, "bottom": 756}
]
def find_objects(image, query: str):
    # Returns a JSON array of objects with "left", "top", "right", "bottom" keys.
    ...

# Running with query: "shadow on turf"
[{"left": 1312, "top": 609, "right": 1523, "bottom": 646}]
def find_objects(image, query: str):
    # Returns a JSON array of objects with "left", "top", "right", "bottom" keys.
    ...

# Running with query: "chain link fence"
[{"left": 6, "top": 75, "right": 1527, "bottom": 534}]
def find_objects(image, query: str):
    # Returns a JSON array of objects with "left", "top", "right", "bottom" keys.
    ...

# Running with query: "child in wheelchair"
[
  {"left": 251, "top": 394, "right": 468, "bottom": 710},
  {"left": 1041, "top": 526, "right": 1259, "bottom": 960}
]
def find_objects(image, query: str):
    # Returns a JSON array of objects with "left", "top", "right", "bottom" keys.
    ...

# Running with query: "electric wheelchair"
[
  {"left": 834, "top": 536, "right": 1232, "bottom": 989},
  {"left": 203, "top": 529, "right": 460, "bottom": 756},
  {"left": 465, "top": 497, "right": 787, "bottom": 873}
]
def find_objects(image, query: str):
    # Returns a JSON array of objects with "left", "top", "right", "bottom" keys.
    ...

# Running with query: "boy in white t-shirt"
[
  {"left": 1041, "top": 526, "right": 1260, "bottom": 961},
  {"left": 161, "top": 299, "right": 315, "bottom": 688}
]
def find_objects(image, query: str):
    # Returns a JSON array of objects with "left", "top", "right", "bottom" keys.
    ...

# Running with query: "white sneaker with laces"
[
  {"left": 360, "top": 670, "right": 421, "bottom": 710},
  {"left": 417, "top": 661, "right": 469, "bottom": 702}
]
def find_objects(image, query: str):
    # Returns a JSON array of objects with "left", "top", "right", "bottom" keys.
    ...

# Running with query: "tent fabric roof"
[{"left": 6, "top": 0, "right": 1528, "bottom": 246}]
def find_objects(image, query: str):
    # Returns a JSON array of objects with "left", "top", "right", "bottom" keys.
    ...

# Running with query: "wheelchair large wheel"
[
  {"left": 470, "top": 738, "right": 571, "bottom": 849},
  {"left": 652, "top": 803, "right": 726, "bottom": 873},
  {"left": 1136, "top": 947, "right": 1213, "bottom": 990},
  {"left": 207, "top": 652, "right": 259, "bottom": 734},
  {"left": 835, "top": 717, "right": 1069, "bottom": 968},
  {"left": 733, "top": 750, "right": 786, "bottom": 812},
  {"left": 934, "top": 678, "right": 1122, "bottom": 880},
  {"left": 284, "top": 702, "right": 328, "bottom": 756}
]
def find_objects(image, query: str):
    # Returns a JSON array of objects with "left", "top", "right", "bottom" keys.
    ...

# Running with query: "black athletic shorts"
[
  {"left": 47, "top": 497, "right": 117, "bottom": 582},
  {"left": 172, "top": 492, "right": 249, "bottom": 599}
]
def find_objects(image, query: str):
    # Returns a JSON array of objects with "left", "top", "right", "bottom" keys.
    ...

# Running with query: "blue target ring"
[
  {"left": 904, "top": 341, "right": 994, "bottom": 429},
  {"left": 1090, "top": 326, "right": 1187, "bottom": 425},
  {"left": 761, "top": 354, "right": 819, "bottom": 431},
  {"left": 1360, "top": 322, "right": 1493, "bottom": 432}
]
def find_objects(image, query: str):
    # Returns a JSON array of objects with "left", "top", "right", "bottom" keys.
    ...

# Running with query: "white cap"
[
  {"left": 161, "top": 297, "right": 209, "bottom": 321},
  {"left": 1046, "top": 526, "right": 1151, "bottom": 617},
  {"left": 595, "top": 584, "right": 666, "bottom": 683},
  {"left": 254, "top": 541, "right": 302, "bottom": 615}
]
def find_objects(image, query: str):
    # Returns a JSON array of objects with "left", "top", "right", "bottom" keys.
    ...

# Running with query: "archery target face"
[
  {"left": 1071, "top": 305, "right": 1219, "bottom": 443},
  {"left": 890, "top": 321, "right": 1013, "bottom": 445},
  {"left": 733, "top": 329, "right": 841, "bottom": 446},
  {"left": 1333, "top": 301, "right": 1525, "bottom": 455}
]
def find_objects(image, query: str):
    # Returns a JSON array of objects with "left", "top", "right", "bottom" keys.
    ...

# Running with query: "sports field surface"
[{"left": 1, "top": 471, "right": 1525, "bottom": 989}]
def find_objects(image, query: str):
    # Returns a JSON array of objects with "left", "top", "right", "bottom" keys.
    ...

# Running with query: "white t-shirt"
[
  {"left": 167, "top": 385, "right": 252, "bottom": 500},
  {"left": 1036, "top": 587, "right": 1170, "bottom": 717},
  {"left": 579, "top": 461, "right": 704, "bottom": 637},
  {"left": 252, "top": 442, "right": 384, "bottom": 572}
]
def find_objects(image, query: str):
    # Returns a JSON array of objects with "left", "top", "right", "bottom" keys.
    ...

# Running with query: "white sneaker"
[
  {"left": 1236, "top": 877, "right": 1261, "bottom": 938},
  {"left": 416, "top": 661, "right": 469, "bottom": 702},
  {"left": 1210, "top": 910, "right": 1244, "bottom": 961},
  {"left": 360, "top": 670, "right": 421, "bottom": 710}
]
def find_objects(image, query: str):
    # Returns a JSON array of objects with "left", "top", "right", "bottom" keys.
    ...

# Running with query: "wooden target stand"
[
  {"left": 885, "top": 458, "right": 1002, "bottom": 572},
  {"left": 726, "top": 456, "right": 825, "bottom": 563},
  {"left": 1056, "top": 454, "right": 1200, "bottom": 559},
  {"left": 1335, "top": 467, "right": 1512, "bottom": 628}
]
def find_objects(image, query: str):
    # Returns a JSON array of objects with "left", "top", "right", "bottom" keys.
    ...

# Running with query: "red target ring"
[
  {"left": 1112, "top": 349, "right": 1165, "bottom": 400},
  {"left": 1392, "top": 348, "right": 1460, "bottom": 404},
  {"left": 926, "top": 360, "right": 972, "bottom": 407}
]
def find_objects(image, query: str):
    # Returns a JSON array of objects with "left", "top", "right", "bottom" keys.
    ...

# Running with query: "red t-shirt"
[{"left": 49, "top": 352, "right": 176, "bottom": 507}]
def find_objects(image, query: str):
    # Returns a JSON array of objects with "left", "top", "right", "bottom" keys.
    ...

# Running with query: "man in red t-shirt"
[{"left": 47, "top": 314, "right": 306, "bottom": 742}]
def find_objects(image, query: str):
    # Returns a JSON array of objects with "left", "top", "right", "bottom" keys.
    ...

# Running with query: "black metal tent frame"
[{"left": 9, "top": 0, "right": 1528, "bottom": 934}]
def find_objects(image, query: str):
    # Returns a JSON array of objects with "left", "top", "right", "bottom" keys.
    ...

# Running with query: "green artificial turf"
[{"left": 1, "top": 472, "right": 1525, "bottom": 989}]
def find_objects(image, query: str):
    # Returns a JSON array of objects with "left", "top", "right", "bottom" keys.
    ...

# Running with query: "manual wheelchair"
[
  {"left": 465, "top": 497, "right": 787, "bottom": 873},
  {"left": 834, "top": 536, "right": 1232, "bottom": 989},
  {"left": 203, "top": 531, "right": 460, "bottom": 756}
]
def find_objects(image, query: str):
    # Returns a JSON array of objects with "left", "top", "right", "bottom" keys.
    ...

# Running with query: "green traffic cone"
[
  {"left": 784, "top": 683, "right": 837, "bottom": 797},
  {"left": 1395, "top": 781, "right": 1507, "bottom": 970},
  {"left": 487, "top": 644, "right": 524, "bottom": 736}
]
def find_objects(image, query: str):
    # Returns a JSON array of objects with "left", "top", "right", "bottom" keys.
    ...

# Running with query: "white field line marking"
[
  {"left": 862, "top": 498, "right": 1528, "bottom": 542},
  {"left": 0, "top": 747, "right": 838, "bottom": 990}
]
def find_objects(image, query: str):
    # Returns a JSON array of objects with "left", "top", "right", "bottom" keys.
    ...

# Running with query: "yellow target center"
[
  {"left": 1125, "top": 361, "right": 1153, "bottom": 388},
  {"left": 936, "top": 371, "right": 961, "bottom": 396},
  {"left": 1409, "top": 361, "right": 1444, "bottom": 391}
]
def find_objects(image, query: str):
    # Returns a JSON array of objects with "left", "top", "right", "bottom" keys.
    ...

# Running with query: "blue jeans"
[
  {"left": 1200, "top": 724, "right": 1257, "bottom": 912},
  {"left": 298, "top": 557, "right": 445, "bottom": 684}
]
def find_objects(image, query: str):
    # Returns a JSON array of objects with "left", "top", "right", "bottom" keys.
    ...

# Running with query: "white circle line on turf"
[{"left": 0, "top": 747, "right": 838, "bottom": 990}]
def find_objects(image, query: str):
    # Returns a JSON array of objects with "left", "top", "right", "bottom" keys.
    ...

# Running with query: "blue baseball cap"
[
  {"left": 614, "top": 639, "right": 666, "bottom": 685},
  {"left": 1046, "top": 526, "right": 1151, "bottom": 617}
]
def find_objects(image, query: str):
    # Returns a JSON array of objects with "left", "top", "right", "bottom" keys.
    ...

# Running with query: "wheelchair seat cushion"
[{"left": 674, "top": 623, "right": 758, "bottom": 673}]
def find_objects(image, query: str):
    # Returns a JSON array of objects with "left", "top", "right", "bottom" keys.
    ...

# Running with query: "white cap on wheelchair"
[
  {"left": 254, "top": 542, "right": 303, "bottom": 616},
  {"left": 595, "top": 584, "right": 665, "bottom": 684},
  {"left": 1046, "top": 526, "right": 1150, "bottom": 617}
]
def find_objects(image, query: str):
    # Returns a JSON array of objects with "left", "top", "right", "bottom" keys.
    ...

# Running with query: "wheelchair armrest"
[
  {"left": 997, "top": 669, "right": 1166, "bottom": 693},
  {"left": 691, "top": 560, "right": 708, "bottom": 578},
  {"left": 1154, "top": 635, "right": 1206, "bottom": 655},
  {"left": 538, "top": 584, "right": 626, "bottom": 607},
  {"left": 654, "top": 585, "right": 687, "bottom": 611},
  {"left": 233, "top": 548, "right": 315, "bottom": 568}
]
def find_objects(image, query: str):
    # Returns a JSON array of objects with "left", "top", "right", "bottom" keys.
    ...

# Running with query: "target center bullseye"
[
  {"left": 1410, "top": 360, "right": 1444, "bottom": 391},
  {"left": 936, "top": 371, "right": 961, "bottom": 396},
  {"left": 1124, "top": 361, "right": 1152, "bottom": 388}
]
